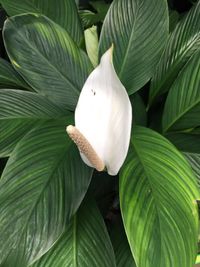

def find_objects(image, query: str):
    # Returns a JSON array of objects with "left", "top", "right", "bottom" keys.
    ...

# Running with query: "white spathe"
[{"left": 75, "top": 46, "right": 132, "bottom": 175}]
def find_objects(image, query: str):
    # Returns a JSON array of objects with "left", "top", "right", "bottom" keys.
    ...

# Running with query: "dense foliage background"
[
  {"left": 0, "top": 0, "right": 199, "bottom": 266},
  {"left": 0, "top": 0, "right": 197, "bottom": 173}
]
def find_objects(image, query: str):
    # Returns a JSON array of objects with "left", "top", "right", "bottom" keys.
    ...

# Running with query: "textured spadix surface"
[{"left": 75, "top": 47, "right": 132, "bottom": 175}]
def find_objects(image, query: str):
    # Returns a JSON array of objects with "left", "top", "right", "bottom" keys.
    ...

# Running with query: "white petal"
[{"left": 75, "top": 47, "right": 132, "bottom": 175}]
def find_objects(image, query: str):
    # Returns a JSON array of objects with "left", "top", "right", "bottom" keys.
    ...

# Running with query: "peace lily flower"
[{"left": 66, "top": 46, "right": 132, "bottom": 176}]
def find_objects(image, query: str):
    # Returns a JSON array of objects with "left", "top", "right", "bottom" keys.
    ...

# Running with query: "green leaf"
[
  {"left": 79, "top": 10, "right": 98, "bottom": 29},
  {"left": 3, "top": 14, "right": 92, "bottom": 111},
  {"left": 165, "top": 132, "right": 200, "bottom": 154},
  {"left": 162, "top": 51, "right": 200, "bottom": 132},
  {"left": 169, "top": 9, "right": 179, "bottom": 32},
  {"left": 184, "top": 153, "right": 200, "bottom": 189},
  {"left": 165, "top": 132, "right": 200, "bottom": 189},
  {"left": 0, "top": 58, "right": 29, "bottom": 89},
  {"left": 149, "top": 1, "right": 200, "bottom": 105},
  {"left": 0, "top": 0, "right": 83, "bottom": 44},
  {"left": 0, "top": 120, "right": 93, "bottom": 265},
  {"left": 130, "top": 94, "right": 147, "bottom": 126},
  {"left": 99, "top": 0, "right": 168, "bottom": 94},
  {"left": 84, "top": 26, "right": 99, "bottom": 67},
  {"left": 0, "top": 250, "right": 27, "bottom": 267},
  {"left": 120, "top": 126, "right": 199, "bottom": 267},
  {"left": 79, "top": 1, "right": 110, "bottom": 29},
  {"left": 110, "top": 219, "right": 136, "bottom": 267},
  {"left": 0, "top": 89, "right": 66, "bottom": 157},
  {"left": 32, "top": 197, "right": 116, "bottom": 267},
  {"left": 90, "top": 1, "right": 110, "bottom": 17}
]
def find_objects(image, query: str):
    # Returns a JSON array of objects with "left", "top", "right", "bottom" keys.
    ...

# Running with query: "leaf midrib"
[
  {"left": 118, "top": 2, "right": 140, "bottom": 79},
  {"left": 73, "top": 215, "right": 78, "bottom": 267},
  {"left": 164, "top": 91, "right": 200, "bottom": 132},
  {"left": 17, "top": 143, "right": 71, "bottom": 263}
]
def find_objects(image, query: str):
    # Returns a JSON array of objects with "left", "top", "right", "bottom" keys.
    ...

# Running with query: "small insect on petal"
[{"left": 67, "top": 46, "right": 132, "bottom": 175}]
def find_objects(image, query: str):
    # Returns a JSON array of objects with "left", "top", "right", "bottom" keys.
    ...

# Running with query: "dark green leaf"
[
  {"left": 120, "top": 126, "right": 199, "bottom": 267},
  {"left": 3, "top": 14, "right": 92, "bottom": 111},
  {"left": 90, "top": 1, "right": 110, "bottom": 17},
  {"left": 162, "top": 51, "right": 200, "bottom": 132},
  {"left": 149, "top": 1, "right": 200, "bottom": 105},
  {"left": 79, "top": 10, "right": 98, "bottom": 28},
  {"left": 0, "top": 121, "right": 93, "bottom": 265},
  {"left": 130, "top": 94, "right": 147, "bottom": 126},
  {"left": 79, "top": 1, "right": 110, "bottom": 29},
  {"left": 99, "top": 0, "right": 168, "bottom": 94},
  {"left": 32, "top": 197, "right": 116, "bottom": 267},
  {"left": 0, "top": 89, "right": 66, "bottom": 157},
  {"left": 0, "top": 58, "right": 29, "bottom": 89},
  {"left": 0, "top": 0, "right": 83, "bottom": 43},
  {"left": 169, "top": 9, "right": 179, "bottom": 32},
  {"left": 89, "top": 171, "right": 116, "bottom": 217},
  {"left": 110, "top": 219, "right": 136, "bottom": 267},
  {"left": 184, "top": 153, "right": 200, "bottom": 188},
  {"left": 165, "top": 132, "right": 200, "bottom": 153}
]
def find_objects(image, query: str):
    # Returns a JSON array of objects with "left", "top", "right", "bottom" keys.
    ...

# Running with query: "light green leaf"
[
  {"left": 0, "top": 120, "right": 93, "bottom": 265},
  {"left": 3, "top": 14, "right": 92, "bottom": 111},
  {"left": 0, "top": 89, "right": 66, "bottom": 157},
  {"left": 120, "top": 126, "right": 199, "bottom": 267},
  {"left": 196, "top": 254, "right": 200, "bottom": 264},
  {"left": 0, "top": 58, "right": 29, "bottom": 89},
  {"left": 162, "top": 51, "right": 200, "bottom": 132},
  {"left": 32, "top": 197, "right": 116, "bottom": 267},
  {"left": 149, "top": 1, "right": 200, "bottom": 105},
  {"left": 99, "top": 0, "right": 168, "bottom": 94},
  {"left": 84, "top": 26, "right": 99, "bottom": 67},
  {"left": 110, "top": 219, "right": 136, "bottom": 267},
  {"left": 0, "top": 0, "right": 83, "bottom": 43}
]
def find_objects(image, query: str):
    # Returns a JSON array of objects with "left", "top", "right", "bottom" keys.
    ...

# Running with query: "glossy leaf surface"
[
  {"left": 99, "top": 0, "right": 168, "bottom": 94},
  {"left": 0, "top": 89, "right": 65, "bottom": 157},
  {"left": 162, "top": 51, "right": 200, "bottom": 132},
  {"left": 110, "top": 219, "right": 136, "bottom": 267},
  {"left": 0, "top": 121, "right": 92, "bottom": 265},
  {"left": 32, "top": 198, "right": 116, "bottom": 267},
  {"left": 0, "top": 58, "right": 28, "bottom": 89},
  {"left": 3, "top": 14, "right": 92, "bottom": 111},
  {"left": 0, "top": 0, "right": 83, "bottom": 43},
  {"left": 149, "top": 1, "right": 200, "bottom": 104},
  {"left": 120, "top": 126, "right": 199, "bottom": 267}
]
